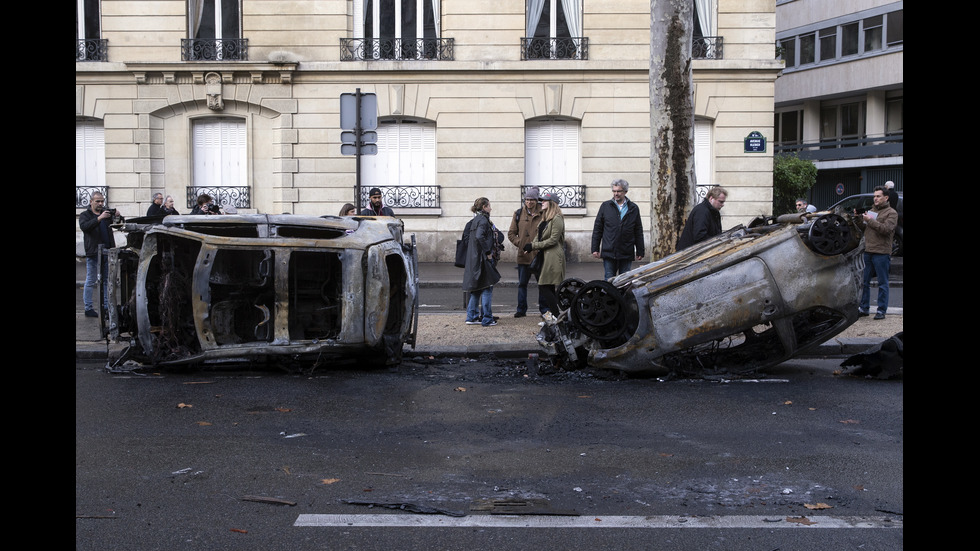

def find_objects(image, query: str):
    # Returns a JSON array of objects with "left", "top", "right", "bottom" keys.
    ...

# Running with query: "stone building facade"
[{"left": 76, "top": 0, "right": 781, "bottom": 262}]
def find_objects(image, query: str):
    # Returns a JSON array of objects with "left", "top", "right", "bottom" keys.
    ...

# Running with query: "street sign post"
[{"left": 340, "top": 89, "right": 378, "bottom": 207}]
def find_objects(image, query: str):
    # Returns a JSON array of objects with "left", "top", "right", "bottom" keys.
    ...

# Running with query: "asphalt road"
[{"left": 76, "top": 355, "right": 903, "bottom": 550}]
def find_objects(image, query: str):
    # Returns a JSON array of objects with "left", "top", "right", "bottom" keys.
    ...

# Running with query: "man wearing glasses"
[{"left": 79, "top": 192, "right": 117, "bottom": 318}]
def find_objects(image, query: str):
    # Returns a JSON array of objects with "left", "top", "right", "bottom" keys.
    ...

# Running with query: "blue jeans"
[
  {"left": 860, "top": 252, "right": 890, "bottom": 314},
  {"left": 516, "top": 264, "right": 546, "bottom": 315},
  {"left": 603, "top": 258, "right": 633, "bottom": 280},
  {"left": 466, "top": 287, "right": 494, "bottom": 325},
  {"left": 83, "top": 255, "right": 108, "bottom": 312}
]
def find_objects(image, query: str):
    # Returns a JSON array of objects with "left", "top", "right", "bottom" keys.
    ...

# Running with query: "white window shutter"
[
  {"left": 694, "top": 119, "right": 712, "bottom": 187},
  {"left": 76, "top": 121, "right": 106, "bottom": 188}
]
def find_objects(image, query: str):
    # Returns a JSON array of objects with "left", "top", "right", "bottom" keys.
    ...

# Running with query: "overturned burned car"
[
  {"left": 102, "top": 214, "right": 418, "bottom": 369},
  {"left": 538, "top": 212, "right": 864, "bottom": 375}
]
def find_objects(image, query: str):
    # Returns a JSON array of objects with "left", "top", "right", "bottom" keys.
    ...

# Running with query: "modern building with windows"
[
  {"left": 774, "top": 0, "right": 903, "bottom": 210},
  {"left": 76, "top": 0, "right": 781, "bottom": 262}
]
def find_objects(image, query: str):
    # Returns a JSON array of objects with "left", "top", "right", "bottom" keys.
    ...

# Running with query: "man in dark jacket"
[
  {"left": 79, "top": 192, "right": 118, "bottom": 317},
  {"left": 146, "top": 193, "right": 163, "bottom": 216},
  {"left": 360, "top": 187, "right": 396, "bottom": 217},
  {"left": 676, "top": 186, "right": 727, "bottom": 251},
  {"left": 591, "top": 179, "right": 645, "bottom": 279},
  {"left": 507, "top": 186, "right": 544, "bottom": 317}
]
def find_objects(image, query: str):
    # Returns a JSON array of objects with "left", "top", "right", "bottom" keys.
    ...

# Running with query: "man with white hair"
[
  {"left": 883, "top": 181, "right": 899, "bottom": 209},
  {"left": 591, "top": 179, "right": 645, "bottom": 279}
]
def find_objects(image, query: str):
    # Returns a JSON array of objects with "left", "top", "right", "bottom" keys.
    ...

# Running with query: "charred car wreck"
[
  {"left": 102, "top": 214, "right": 418, "bottom": 369},
  {"left": 537, "top": 212, "right": 865, "bottom": 375}
]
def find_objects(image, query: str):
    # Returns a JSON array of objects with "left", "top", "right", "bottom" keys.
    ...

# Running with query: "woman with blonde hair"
[{"left": 523, "top": 192, "right": 565, "bottom": 315}]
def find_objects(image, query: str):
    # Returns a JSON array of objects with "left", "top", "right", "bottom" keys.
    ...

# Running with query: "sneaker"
[
  {"left": 857, "top": 309, "right": 869, "bottom": 317},
  {"left": 483, "top": 320, "right": 497, "bottom": 327},
  {"left": 465, "top": 320, "right": 480, "bottom": 325},
  {"left": 85, "top": 309, "right": 99, "bottom": 318},
  {"left": 514, "top": 312, "right": 526, "bottom": 318},
  {"left": 874, "top": 312, "right": 886, "bottom": 320}
]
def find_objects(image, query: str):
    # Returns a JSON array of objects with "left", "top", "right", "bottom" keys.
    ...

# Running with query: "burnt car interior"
[{"left": 104, "top": 215, "right": 417, "bottom": 370}]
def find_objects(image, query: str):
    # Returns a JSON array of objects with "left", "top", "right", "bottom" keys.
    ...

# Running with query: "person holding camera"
[
  {"left": 79, "top": 191, "right": 119, "bottom": 318},
  {"left": 191, "top": 194, "right": 222, "bottom": 215}
]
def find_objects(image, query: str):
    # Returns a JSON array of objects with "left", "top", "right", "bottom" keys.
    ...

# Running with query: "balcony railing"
[
  {"left": 340, "top": 38, "right": 454, "bottom": 61},
  {"left": 358, "top": 186, "right": 441, "bottom": 209},
  {"left": 186, "top": 186, "right": 251, "bottom": 210},
  {"left": 181, "top": 38, "right": 249, "bottom": 61},
  {"left": 76, "top": 39, "right": 108, "bottom": 62},
  {"left": 520, "top": 185, "right": 586, "bottom": 208},
  {"left": 76, "top": 186, "right": 109, "bottom": 209},
  {"left": 693, "top": 36, "right": 723, "bottom": 59},
  {"left": 521, "top": 37, "right": 589, "bottom": 60},
  {"left": 774, "top": 134, "right": 903, "bottom": 162}
]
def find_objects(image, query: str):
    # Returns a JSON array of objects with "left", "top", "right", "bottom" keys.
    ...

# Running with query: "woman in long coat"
[
  {"left": 462, "top": 197, "right": 501, "bottom": 326},
  {"left": 524, "top": 192, "right": 565, "bottom": 315}
]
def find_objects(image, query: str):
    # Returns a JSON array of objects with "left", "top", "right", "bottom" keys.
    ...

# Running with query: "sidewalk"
[{"left": 76, "top": 258, "right": 902, "bottom": 362}]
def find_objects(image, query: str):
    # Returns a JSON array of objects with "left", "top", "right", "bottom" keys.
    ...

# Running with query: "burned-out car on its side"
[
  {"left": 102, "top": 214, "right": 418, "bottom": 369},
  {"left": 538, "top": 212, "right": 865, "bottom": 375}
]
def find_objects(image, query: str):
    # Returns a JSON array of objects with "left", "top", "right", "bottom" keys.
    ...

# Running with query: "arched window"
[
  {"left": 362, "top": 118, "right": 437, "bottom": 188},
  {"left": 526, "top": 118, "right": 580, "bottom": 188},
  {"left": 192, "top": 118, "right": 247, "bottom": 207},
  {"left": 76, "top": 120, "right": 106, "bottom": 206}
]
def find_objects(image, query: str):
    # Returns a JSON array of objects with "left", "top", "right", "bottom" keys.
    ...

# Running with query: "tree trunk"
[{"left": 649, "top": 0, "right": 695, "bottom": 260}]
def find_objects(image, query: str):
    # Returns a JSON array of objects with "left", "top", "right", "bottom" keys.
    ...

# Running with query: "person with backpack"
[
  {"left": 507, "top": 187, "right": 544, "bottom": 318},
  {"left": 462, "top": 197, "right": 502, "bottom": 327}
]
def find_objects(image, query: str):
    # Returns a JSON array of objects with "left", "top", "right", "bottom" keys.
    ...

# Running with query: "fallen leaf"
[
  {"left": 658, "top": 452, "right": 673, "bottom": 457},
  {"left": 454, "top": 387, "right": 466, "bottom": 392},
  {"left": 275, "top": 407, "right": 292, "bottom": 412},
  {"left": 321, "top": 478, "right": 340, "bottom": 485},
  {"left": 196, "top": 421, "right": 212, "bottom": 426},
  {"left": 230, "top": 528, "right": 248, "bottom": 533},
  {"left": 282, "top": 466, "right": 291, "bottom": 475},
  {"left": 786, "top": 516, "right": 816, "bottom": 525},
  {"left": 578, "top": 395, "right": 592, "bottom": 398},
  {"left": 804, "top": 502, "right": 833, "bottom": 510},
  {"left": 839, "top": 419, "right": 860, "bottom": 424},
  {"left": 783, "top": 400, "right": 793, "bottom": 405},
  {"left": 177, "top": 403, "right": 193, "bottom": 408}
]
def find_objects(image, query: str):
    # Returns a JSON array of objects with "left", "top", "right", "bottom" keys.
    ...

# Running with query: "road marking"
[{"left": 294, "top": 514, "right": 901, "bottom": 529}]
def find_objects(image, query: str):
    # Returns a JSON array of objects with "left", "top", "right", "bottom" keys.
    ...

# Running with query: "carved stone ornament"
[{"left": 205, "top": 72, "right": 224, "bottom": 111}]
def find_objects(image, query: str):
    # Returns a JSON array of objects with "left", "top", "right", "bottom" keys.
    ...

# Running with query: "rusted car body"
[
  {"left": 103, "top": 214, "right": 418, "bottom": 368},
  {"left": 538, "top": 213, "right": 864, "bottom": 375}
]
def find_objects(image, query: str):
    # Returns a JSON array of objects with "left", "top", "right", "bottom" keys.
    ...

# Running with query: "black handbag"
[{"left": 528, "top": 251, "right": 543, "bottom": 278}]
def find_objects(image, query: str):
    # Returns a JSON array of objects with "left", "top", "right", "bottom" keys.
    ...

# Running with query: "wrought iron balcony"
[
  {"left": 340, "top": 38, "right": 454, "bottom": 61},
  {"left": 76, "top": 39, "right": 108, "bottom": 62},
  {"left": 693, "top": 36, "right": 723, "bottom": 59},
  {"left": 520, "top": 185, "right": 586, "bottom": 208},
  {"left": 181, "top": 38, "right": 249, "bottom": 61},
  {"left": 76, "top": 187, "right": 109, "bottom": 209},
  {"left": 521, "top": 37, "right": 589, "bottom": 60},
  {"left": 186, "top": 186, "right": 251, "bottom": 210},
  {"left": 358, "top": 186, "right": 441, "bottom": 209}
]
